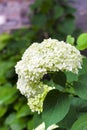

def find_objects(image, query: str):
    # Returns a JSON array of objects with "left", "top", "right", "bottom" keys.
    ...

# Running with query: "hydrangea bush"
[
  {"left": 15, "top": 38, "right": 82, "bottom": 113},
  {"left": 15, "top": 35, "right": 87, "bottom": 130}
]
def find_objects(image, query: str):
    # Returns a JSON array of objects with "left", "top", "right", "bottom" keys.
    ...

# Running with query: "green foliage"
[
  {"left": 52, "top": 71, "right": 66, "bottom": 87},
  {"left": 0, "top": 0, "right": 78, "bottom": 128},
  {"left": 71, "top": 114, "right": 87, "bottom": 130},
  {"left": 66, "top": 35, "right": 75, "bottom": 45},
  {"left": 29, "top": 0, "right": 77, "bottom": 42},
  {"left": 5, "top": 113, "right": 27, "bottom": 130},
  {"left": 73, "top": 75, "right": 87, "bottom": 100},
  {"left": 54, "top": 5, "right": 64, "bottom": 19},
  {"left": 76, "top": 33, "right": 87, "bottom": 50},
  {"left": 1, "top": 30, "right": 87, "bottom": 129},
  {"left": 42, "top": 90, "right": 71, "bottom": 128},
  {"left": 0, "top": 32, "right": 33, "bottom": 130},
  {"left": 17, "top": 105, "right": 33, "bottom": 118},
  {"left": 31, "top": 35, "right": 87, "bottom": 129},
  {"left": 0, "top": 84, "right": 17, "bottom": 105},
  {"left": 0, "top": 33, "right": 13, "bottom": 50},
  {"left": 0, "top": 0, "right": 87, "bottom": 129}
]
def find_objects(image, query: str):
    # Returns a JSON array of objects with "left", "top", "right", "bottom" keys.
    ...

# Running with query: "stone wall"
[{"left": 0, "top": 0, "right": 34, "bottom": 33}]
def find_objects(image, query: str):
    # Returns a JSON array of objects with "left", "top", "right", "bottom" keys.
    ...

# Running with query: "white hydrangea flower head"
[
  {"left": 15, "top": 38, "right": 82, "bottom": 113},
  {"left": 28, "top": 84, "right": 53, "bottom": 114}
]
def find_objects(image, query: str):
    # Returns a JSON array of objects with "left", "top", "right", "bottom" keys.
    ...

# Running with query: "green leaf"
[
  {"left": 10, "top": 119, "right": 26, "bottom": 130},
  {"left": 0, "top": 33, "right": 12, "bottom": 50},
  {"left": 5, "top": 113, "right": 16, "bottom": 125},
  {"left": 76, "top": 33, "right": 87, "bottom": 50},
  {"left": 59, "top": 106, "right": 77, "bottom": 129},
  {"left": 66, "top": 35, "right": 75, "bottom": 45},
  {"left": 17, "top": 104, "right": 33, "bottom": 118},
  {"left": 0, "top": 33, "right": 12, "bottom": 42},
  {"left": 71, "top": 114, "right": 87, "bottom": 130},
  {"left": 58, "top": 19, "right": 75, "bottom": 34},
  {"left": 73, "top": 77, "right": 87, "bottom": 100},
  {"left": 30, "top": 0, "right": 43, "bottom": 10},
  {"left": 54, "top": 6, "right": 64, "bottom": 19},
  {"left": 79, "top": 57, "right": 87, "bottom": 75},
  {"left": 78, "top": 74, "right": 87, "bottom": 84},
  {"left": 0, "top": 61, "right": 15, "bottom": 84},
  {"left": 0, "top": 105, "right": 8, "bottom": 117},
  {"left": 42, "top": 90, "right": 71, "bottom": 128},
  {"left": 27, "top": 113, "right": 43, "bottom": 129},
  {"left": 27, "top": 118, "right": 34, "bottom": 130},
  {"left": 0, "top": 85, "right": 17, "bottom": 105},
  {"left": 5, "top": 113, "right": 26, "bottom": 130},
  {"left": 40, "top": 0, "right": 53, "bottom": 13},
  {"left": 13, "top": 97, "right": 27, "bottom": 111},
  {"left": 65, "top": 6, "right": 76, "bottom": 14},
  {"left": 65, "top": 71, "right": 78, "bottom": 83},
  {"left": 72, "top": 97, "right": 87, "bottom": 112},
  {"left": 52, "top": 71, "right": 66, "bottom": 87},
  {"left": 33, "top": 114, "right": 43, "bottom": 128},
  {"left": 0, "top": 126, "right": 9, "bottom": 130},
  {"left": 0, "top": 42, "right": 7, "bottom": 51},
  {"left": 31, "top": 14, "right": 47, "bottom": 29},
  {"left": 43, "top": 79, "right": 64, "bottom": 91}
]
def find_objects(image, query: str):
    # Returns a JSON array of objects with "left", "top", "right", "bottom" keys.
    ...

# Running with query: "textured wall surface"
[
  {"left": 0, "top": 0, "right": 87, "bottom": 33},
  {"left": 0, "top": 0, "right": 34, "bottom": 33},
  {"left": 70, "top": 0, "right": 87, "bottom": 32}
]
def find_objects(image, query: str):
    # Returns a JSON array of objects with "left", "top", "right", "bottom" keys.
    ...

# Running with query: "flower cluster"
[{"left": 15, "top": 38, "right": 82, "bottom": 113}]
